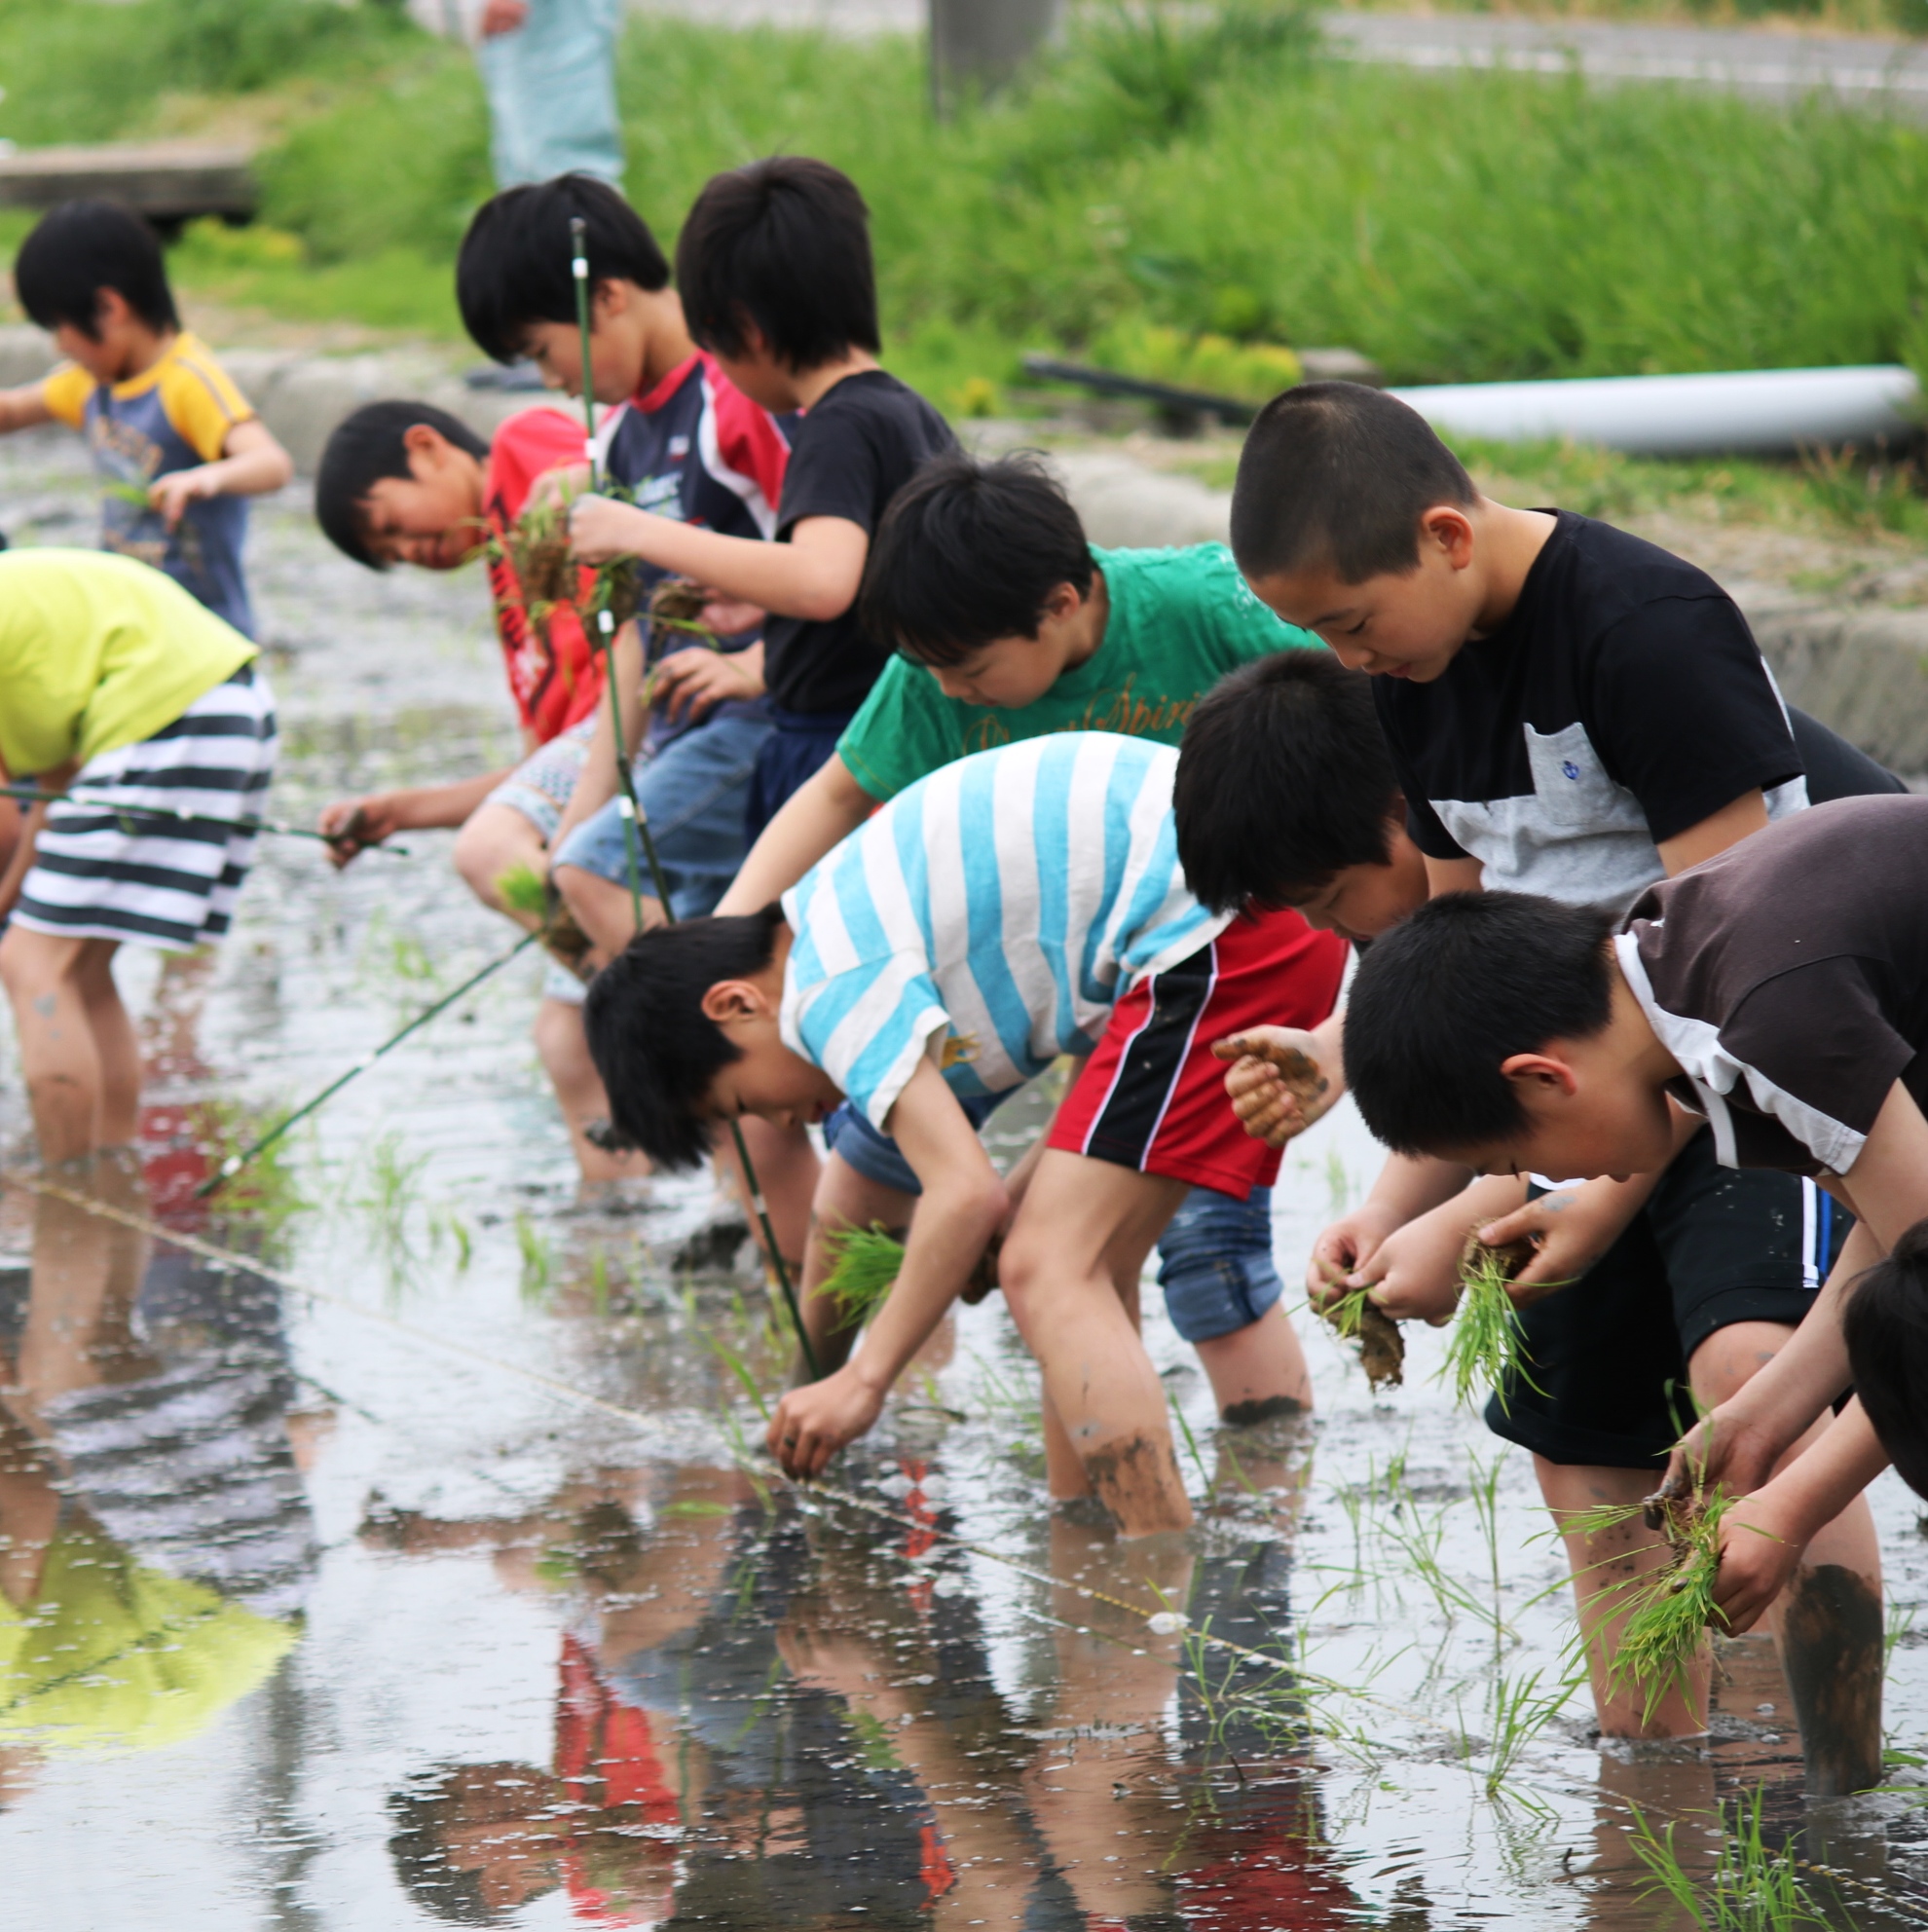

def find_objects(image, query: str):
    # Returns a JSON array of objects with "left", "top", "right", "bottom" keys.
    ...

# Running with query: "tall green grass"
[{"left": 5, "top": 0, "right": 1928, "bottom": 405}]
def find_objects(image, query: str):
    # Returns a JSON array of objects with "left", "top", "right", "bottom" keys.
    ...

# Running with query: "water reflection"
[
  {"left": 362, "top": 1431, "right": 1367, "bottom": 1930},
  {"left": 0, "top": 1149, "right": 317, "bottom": 1779}
]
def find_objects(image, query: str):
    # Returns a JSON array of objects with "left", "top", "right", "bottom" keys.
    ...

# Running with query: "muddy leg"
[
  {"left": 1690, "top": 1320, "right": 1884, "bottom": 1797},
  {"left": 1000, "top": 1151, "right": 1192, "bottom": 1537}
]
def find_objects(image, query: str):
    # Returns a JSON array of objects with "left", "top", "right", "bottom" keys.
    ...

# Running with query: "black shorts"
[{"left": 1483, "top": 1126, "right": 1848, "bottom": 1470}]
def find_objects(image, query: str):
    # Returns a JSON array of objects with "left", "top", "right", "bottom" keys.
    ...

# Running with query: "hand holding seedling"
[
  {"left": 1213, "top": 1026, "right": 1339, "bottom": 1146},
  {"left": 568, "top": 492, "right": 653, "bottom": 566},
  {"left": 767, "top": 1361, "right": 887, "bottom": 1479},
  {"left": 1707, "top": 1490, "right": 1800, "bottom": 1635},
  {"left": 1473, "top": 1171, "right": 1654, "bottom": 1304},
  {"left": 1330, "top": 1208, "right": 1466, "bottom": 1324},
  {"left": 1644, "top": 1403, "right": 1788, "bottom": 1529},
  {"left": 148, "top": 464, "right": 224, "bottom": 531}
]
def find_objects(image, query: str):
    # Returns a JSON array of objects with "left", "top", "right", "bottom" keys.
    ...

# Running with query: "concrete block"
[
  {"left": 0, "top": 323, "right": 54, "bottom": 388},
  {"left": 1047, "top": 452, "right": 1231, "bottom": 550}
]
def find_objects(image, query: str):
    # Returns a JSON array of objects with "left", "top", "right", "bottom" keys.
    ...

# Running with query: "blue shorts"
[
  {"left": 553, "top": 711, "right": 770, "bottom": 921},
  {"left": 745, "top": 707, "right": 857, "bottom": 842},
  {"left": 822, "top": 1098, "right": 1281, "bottom": 1344}
]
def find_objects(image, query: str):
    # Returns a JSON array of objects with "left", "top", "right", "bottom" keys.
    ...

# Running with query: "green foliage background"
[{"left": 3, "top": 0, "right": 1928, "bottom": 403}]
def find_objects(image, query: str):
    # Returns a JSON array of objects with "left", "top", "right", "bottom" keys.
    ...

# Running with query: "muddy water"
[{"left": 6, "top": 431, "right": 1928, "bottom": 1928}]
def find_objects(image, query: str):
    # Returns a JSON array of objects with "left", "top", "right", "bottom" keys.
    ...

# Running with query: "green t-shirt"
[
  {"left": 0, "top": 548, "right": 256, "bottom": 778},
  {"left": 836, "top": 543, "right": 1320, "bottom": 800}
]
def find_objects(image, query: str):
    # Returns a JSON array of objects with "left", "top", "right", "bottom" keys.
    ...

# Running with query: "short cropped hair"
[
  {"left": 14, "top": 200, "right": 178, "bottom": 338},
  {"left": 1230, "top": 382, "right": 1477, "bottom": 586},
  {"left": 581, "top": 908, "right": 786, "bottom": 1169},
  {"left": 1174, "top": 652, "right": 1398, "bottom": 912},
  {"left": 1846, "top": 1221, "right": 1928, "bottom": 1500},
  {"left": 1343, "top": 892, "right": 1615, "bottom": 1156},
  {"left": 456, "top": 175, "right": 670, "bottom": 364},
  {"left": 315, "top": 400, "right": 490, "bottom": 569},
  {"left": 858, "top": 451, "right": 1094, "bottom": 666},
  {"left": 676, "top": 156, "right": 878, "bottom": 370}
]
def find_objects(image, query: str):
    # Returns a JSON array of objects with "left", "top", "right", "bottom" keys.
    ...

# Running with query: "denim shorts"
[
  {"left": 822, "top": 1097, "right": 1282, "bottom": 1344},
  {"left": 552, "top": 710, "right": 771, "bottom": 922}
]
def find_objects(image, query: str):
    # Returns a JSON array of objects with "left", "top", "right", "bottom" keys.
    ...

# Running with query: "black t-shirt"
[
  {"left": 1375, "top": 511, "right": 1807, "bottom": 915},
  {"left": 761, "top": 369, "right": 956, "bottom": 717},
  {"left": 1620, "top": 795, "right": 1928, "bottom": 1175}
]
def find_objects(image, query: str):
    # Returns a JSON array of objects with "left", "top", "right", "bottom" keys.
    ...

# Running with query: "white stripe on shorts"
[{"left": 12, "top": 666, "right": 278, "bottom": 949}]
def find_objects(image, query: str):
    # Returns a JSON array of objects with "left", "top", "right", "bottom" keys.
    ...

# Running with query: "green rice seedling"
[
  {"left": 1479, "top": 1666, "right": 1581, "bottom": 1807},
  {"left": 188, "top": 1097, "right": 311, "bottom": 1247},
  {"left": 1167, "top": 1386, "right": 1210, "bottom": 1491},
  {"left": 587, "top": 1247, "right": 612, "bottom": 1317},
  {"left": 495, "top": 861, "right": 547, "bottom": 920},
  {"left": 1886, "top": 1598, "right": 1916, "bottom": 1673},
  {"left": 702, "top": 1328, "right": 772, "bottom": 1422},
  {"left": 514, "top": 1211, "right": 554, "bottom": 1301},
  {"left": 427, "top": 1204, "right": 474, "bottom": 1271},
  {"left": 815, "top": 1221, "right": 905, "bottom": 1331},
  {"left": 1563, "top": 1490, "right": 1744, "bottom": 1727},
  {"left": 1468, "top": 1448, "right": 1508, "bottom": 1636},
  {"left": 1321, "top": 1284, "right": 1404, "bottom": 1392},
  {"left": 357, "top": 1133, "right": 426, "bottom": 1248},
  {"left": 1629, "top": 1784, "right": 1828, "bottom": 1930},
  {"left": 1441, "top": 1238, "right": 1546, "bottom": 1415}
]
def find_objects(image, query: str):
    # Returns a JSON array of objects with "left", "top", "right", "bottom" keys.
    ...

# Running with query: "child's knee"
[
  {"left": 0, "top": 927, "right": 70, "bottom": 999},
  {"left": 452, "top": 805, "right": 532, "bottom": 901}
]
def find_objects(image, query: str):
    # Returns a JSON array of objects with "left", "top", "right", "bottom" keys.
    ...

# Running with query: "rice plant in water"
[
  {"left": 1441, "top": 1239, "right": 1545, "bottom": 1415},
  {"left": 495, "top": 860, "right": 592, "bottom": 976},
  {"left": 1629, "top": 1784, "right": 1828, "bottom": 1930}
]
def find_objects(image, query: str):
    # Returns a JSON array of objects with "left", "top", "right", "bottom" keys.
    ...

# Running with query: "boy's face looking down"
[
  {"left": 1287, "top": 814, "right": 1429, "bottom": 943},
  {"left": 1250, "top": 503, "right": 1486, "bottom": 684},
  {"left": 695, "top": 944, "right": 846, "bottom": 1131},
  {"left": 920, "top": 578, "right": 1106, "bottom": 710},
  {"left": 52, "top": 287, "right": 167, "bottom": 385},
  {"left": 1427, "top": 975, "right": 1682, "bottom": 1184},
  {"left": 353, "top": 425, "right": 488, "bottom": 571},
  {"left": 517, "top": 277, "right": 657, "bottom": 407}
]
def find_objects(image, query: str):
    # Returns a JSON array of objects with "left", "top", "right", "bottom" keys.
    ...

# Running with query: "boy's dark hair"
[
  {"left": 1231, "top": 381, "right": 1477, "bottom": 586},
  {"left": 1845, "top": 1221, "right": 1928, "bottom": 1500},
  {"left": 14, "top": 200, "right": 179, "bottom": 338},
  {"left": 676, "top": 156, "right": 878, "bottom": 370},
  {"left": 456, "top": 174, "right": 670, "bottom": 364},
  {"left": 315, "top": 400, "right": 490, "bottom": 569},
  {"left": 1175, "top": 652, "right": 1398, "bottom": 912},
  {"left": 581, "top": 908, "right": 786, "bottom": 1169},
  {"left": 1343, "top": 892, "right": 1615, "bottom": 1156},
  {"left": 858, "top": 450, "right": 1094, "bottom": 666}
]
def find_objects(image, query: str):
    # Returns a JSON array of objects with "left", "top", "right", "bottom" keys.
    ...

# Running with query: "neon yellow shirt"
[
  {"left": 0, "top": 1521, "right": 295, "bottom": 1755},
  {"left": 0, "top": 548, "right": 256, "bottom": 777}
]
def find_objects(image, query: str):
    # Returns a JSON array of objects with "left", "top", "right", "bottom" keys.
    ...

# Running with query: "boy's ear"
[
  {"left": 88, "top": 286, "right": 132, "bottom": 338},
  {"left": 1498, "top": 1052, "right": 1581, "bottom": 1100},
  {"left": 590, "top": 276, "right": 632, "bottom": 326},
  {"left": 1418, "top": 503, "right": 1476, "bottom": 570},
  {"left": 401, "top": 422, "right": 455, "bottom": 474},
  {"left": 700, "top": 978, "right": 774, "bottom": 1027}
]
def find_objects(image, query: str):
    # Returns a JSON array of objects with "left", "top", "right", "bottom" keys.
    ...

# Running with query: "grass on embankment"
[{"left": 4, "top": 0, "right": 1928, "bottom": 541}]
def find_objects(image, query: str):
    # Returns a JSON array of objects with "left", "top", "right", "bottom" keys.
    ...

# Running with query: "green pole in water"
[
  {"left": 568, "top": 216, "right": 817, "bottom": 1379},
  {"left": 197, "top": 931, "right": 541, "bottom": 1198}
]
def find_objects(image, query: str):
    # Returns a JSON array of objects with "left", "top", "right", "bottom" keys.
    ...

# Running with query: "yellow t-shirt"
[
  {"left": 39, "top": 328, "right": 254, "bottom": 463},
  {"left": 0, "top": 549, "right": 257, "bottom": 777}
]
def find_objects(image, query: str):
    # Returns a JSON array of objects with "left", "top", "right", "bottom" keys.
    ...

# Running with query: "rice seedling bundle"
[
  {"left": 815, "top": 1222, "right": 1001, "bottom": 1332},
  {"left": 495, "top": 860, "right": 594, "bottom": 977},
  {"left": 1322, "top": 1284, "right": 1404, "bottom": 1391},
  {"left": 1442, "top": 1237, "right": 1544, "bottom": 1415},
  {"left": 1563, "top": 1489, "right": 1742, "bottom": 1727}
]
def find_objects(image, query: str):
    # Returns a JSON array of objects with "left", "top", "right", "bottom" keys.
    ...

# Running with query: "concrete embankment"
[{"left": 4, "top": 326, "right": 1921, "bottom": 771}]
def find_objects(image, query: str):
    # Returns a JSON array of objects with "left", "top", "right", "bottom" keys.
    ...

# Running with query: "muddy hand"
[
  {"left": 1213, "top": 1027, "right": 1336, "bottom": 1147},
  {"left": 1642, "top": 1403, "right": 1780, "bottom": 1530}
]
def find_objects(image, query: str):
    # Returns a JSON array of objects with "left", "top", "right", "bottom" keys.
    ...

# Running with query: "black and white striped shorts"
[{"left": 13, "top": 663, "right": 278, "bottom": 949}]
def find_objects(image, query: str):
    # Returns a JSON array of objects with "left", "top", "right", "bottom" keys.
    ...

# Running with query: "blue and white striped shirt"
[{"left": 780, "top": 733, "right": 1228, "bottom": 1130}]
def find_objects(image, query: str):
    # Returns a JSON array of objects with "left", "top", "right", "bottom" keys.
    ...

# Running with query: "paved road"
[{"left": 635, "top": 0, "right": 1928, "bottom": 113}]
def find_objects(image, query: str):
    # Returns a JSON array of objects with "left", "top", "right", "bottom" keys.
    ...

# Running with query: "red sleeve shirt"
[{"left": 483, "top": 406, "right": 607, "bottom": 743}]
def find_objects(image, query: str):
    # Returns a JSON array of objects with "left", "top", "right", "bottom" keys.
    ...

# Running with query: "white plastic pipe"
[{"left": 1387, "top": 363, "right": 1921, "bottom": 457}]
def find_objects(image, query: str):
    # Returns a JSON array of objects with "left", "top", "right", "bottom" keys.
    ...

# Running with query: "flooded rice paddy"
[{"left": 7, "top": 427, "right": 1928, "bottom": 1928}]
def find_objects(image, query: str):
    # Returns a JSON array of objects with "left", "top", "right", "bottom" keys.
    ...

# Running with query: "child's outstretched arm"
[
  {"left": 715, "top": 754, "right": 874, "bottom": 915},
  {"left": 148, "top": 418, "right": 294, "bottom": 531},
  {"left": 767, "top": 1059, "right": 1008, "bottom": 1478},
  {"left": 0, "top": 385, "right": 55, "bottom": 434},
  {"left": 571, "top": 498, "right": 869, "bottom": 622}
]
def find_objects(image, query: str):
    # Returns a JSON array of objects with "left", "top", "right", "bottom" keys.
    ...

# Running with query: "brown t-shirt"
[{"left": 1618, "top": 794, "right": 1928, "bottom": 1175}]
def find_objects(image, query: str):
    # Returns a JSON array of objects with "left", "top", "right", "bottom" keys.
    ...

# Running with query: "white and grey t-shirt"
[
  {"left": 1376, "top": 511, "right": 1809, "bottom": 917},
  {"left": 1617, "top": 795, "right": 1928, "bottom": 1175}
]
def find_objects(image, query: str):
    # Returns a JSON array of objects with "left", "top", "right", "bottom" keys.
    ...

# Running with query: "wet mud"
[{"left": 4, "top": 442, "right": 1928, "bottom": 1925}]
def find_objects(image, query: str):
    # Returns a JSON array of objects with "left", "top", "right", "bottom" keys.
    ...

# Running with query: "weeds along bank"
[{"left": 3, "top": 0, "right": 1928, "bottom": 404}]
